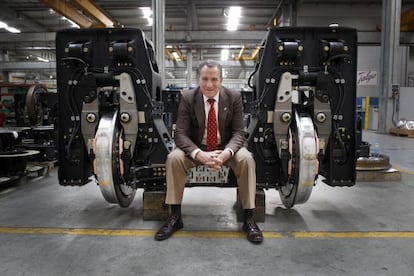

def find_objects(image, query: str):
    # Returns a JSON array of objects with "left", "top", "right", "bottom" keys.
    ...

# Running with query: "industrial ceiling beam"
[
  {"left": 0, "top": 31, "right": 412, "bottom": 45},
  {"left": 39, "top": 0, "right": 93, "bottom": 28},
  {"left": 165, "top": 48, "right": 175, "bottom": 61},
  {"left": 251, "top": 46, "right": 260, "bottom": 59},
  {"left": 173, "top": 46, "right": 186, "bottom": 61},
  {"left": 400, "top": 7, "right": 414, "bottom": 26},
  {"left": 234, "top": 45, "right": 260, "bottom": 61},
  {"left": 0, "top": 62, "right": 56, "bottom": 70},
  {"left": 400, "top": 8, "right": 414, "bottom": 32},
  {"left": 0, "top": 31, "right": 267, "bottom": 43},
  {"left": 236, "top": 45, "right": 246, "bottom": 60},
  {"left": 72, "top": 0, "right": 116, "bottom": 27},
  {"left": 188, "top": 2, "right": 199, "bottom": 31},
  {"left": 265, "top": 0, "right": 284, "bottom": 28},
  {"left": 377, "top": 7, "right": 414, "bottom": 32},
  {"left": 0, "top": 3, "right": 46, "bottom": 32}
]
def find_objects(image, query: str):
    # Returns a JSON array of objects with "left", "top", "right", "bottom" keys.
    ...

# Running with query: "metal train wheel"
[
  {"left": 26, "top": 84, "right": 47, "bottom": 126},
  {"left": 94, "top": 111, "right": 136, "bottom": 207},
  {"left": 279, "top": 114, "right": 318, "bottom": 208}
]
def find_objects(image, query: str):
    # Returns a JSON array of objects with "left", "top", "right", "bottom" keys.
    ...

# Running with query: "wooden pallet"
[
  {"left": 357, "top": 168, "right": 401, "bottom": 182},
  {"left": 389, "top": 127, "right": 414, "bottom": 138}
]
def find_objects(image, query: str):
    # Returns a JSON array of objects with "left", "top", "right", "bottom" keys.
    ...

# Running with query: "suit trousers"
[{"left": 165, "top": 147, "right": 256, "bottom": 209}]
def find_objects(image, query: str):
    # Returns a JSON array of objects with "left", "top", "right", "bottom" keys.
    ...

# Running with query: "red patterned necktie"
[{"left": 206, "top": 98, "right": 218, "bottom": 151}]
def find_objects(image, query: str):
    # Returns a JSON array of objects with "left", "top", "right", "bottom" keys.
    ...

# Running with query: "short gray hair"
[{"left": 197, "top": 60, "right": 223, "bottom": 79}]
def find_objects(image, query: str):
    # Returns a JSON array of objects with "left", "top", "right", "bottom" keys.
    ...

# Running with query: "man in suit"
[{"left": 155, "top": 61, "right": 263, "bottom": 243}]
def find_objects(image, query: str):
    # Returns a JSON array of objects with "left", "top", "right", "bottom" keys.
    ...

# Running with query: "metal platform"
[{"left": 0, "top": 176, "right": 19, "bottom": 186}]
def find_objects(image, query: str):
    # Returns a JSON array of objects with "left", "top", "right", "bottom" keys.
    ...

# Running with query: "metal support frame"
[
  {"left": 378, "top": 0, "right": 401, "bottom": 133},
  {"left": 186, "top": 48, "right": 193, "bottom": 87},
  {"left": 153, "top": 0, "right": 165, "bottom": 88}
]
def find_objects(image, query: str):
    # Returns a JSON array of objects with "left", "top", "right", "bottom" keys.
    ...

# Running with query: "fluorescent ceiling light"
[
  {"left": 226, "top": 6, "right": 241, "bottom": 31},
  {"left": 171, "top": 51, "right": 181, "bottom": 61},
  {"left": 61, "top": 16, "right": 80, "bottom": 28},
  {"left": 5, "top": 26, "right": 20, "bottom": 33},
  {"left": 0, "top": 20, "right": 21, "bottom": 33},
  {"left": 221, "top": 49, "right": 229, "bottom": 61},
  {"left": 37, "top": 57, "right": 49, "bottom": 62},
  {"left": 171, "top": 52, "right": 180, "bottom": 59},
  {"left": 140, "top": 7, "right": 153, "bottom": 26}
]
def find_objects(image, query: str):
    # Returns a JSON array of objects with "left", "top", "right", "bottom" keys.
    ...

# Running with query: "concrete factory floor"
[{"left": 0, "top": 130, "right": 413, "bottom": 276}]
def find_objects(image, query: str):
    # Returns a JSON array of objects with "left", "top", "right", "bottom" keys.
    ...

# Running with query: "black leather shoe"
[
  {"left": 243, "top": 221, "right": 263, "bottom": 244},
  {"left": 155, "top": 215, "right": 184, "bottom": 241}
]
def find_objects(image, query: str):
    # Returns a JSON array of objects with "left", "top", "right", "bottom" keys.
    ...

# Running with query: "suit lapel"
[
  {"left": 193, "top": 88, "right": 205, "bottom": 142},
  {"left": 218, "top": 88, "right": 228, "bottom": 137}
]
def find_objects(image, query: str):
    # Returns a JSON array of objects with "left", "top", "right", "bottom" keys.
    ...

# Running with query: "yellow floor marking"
[
  {"left": 1, "top": 227, "right": 414, "bottom": 239},
  {"left": 292, "top": 231, "right": 414, "bottom": 238},
  {"left": 0, "top": 227, "right": 155, "bottom": 237}
]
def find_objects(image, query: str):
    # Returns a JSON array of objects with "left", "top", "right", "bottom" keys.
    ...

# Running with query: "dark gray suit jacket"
[{"left": 174, "top": 86, "right": 246, "bottom": 155}]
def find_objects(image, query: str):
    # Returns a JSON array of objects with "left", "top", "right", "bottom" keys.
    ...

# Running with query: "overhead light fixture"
[
  {"left": 171, "top": 52, "right": 180, "bottom": 59},
  {"left": 221, "top": 48, "right": 229, "bottom": 61},
  {"left": 61, "top": 16, "right": 80, "bottom": 28},
  {"left": 226, "top": 6, "right": 241, "bottom": 31},
  {"left": 140, "top": 7, "right": 153, "bottom": 26},
  {"left": 6, "top": 26, "right": 21, "bottom": 33},
  {"left": 37, "top": 57, "right": 49, "bottom": 63},
  {"left": 0, "top": 20, "right": 21, "bottom": 33},
  {"left": 171, "top": 51, "right": 181, "bottom": 61},
  {"left": 166, "top": 71, "right": 175, "bottom": 79}
]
